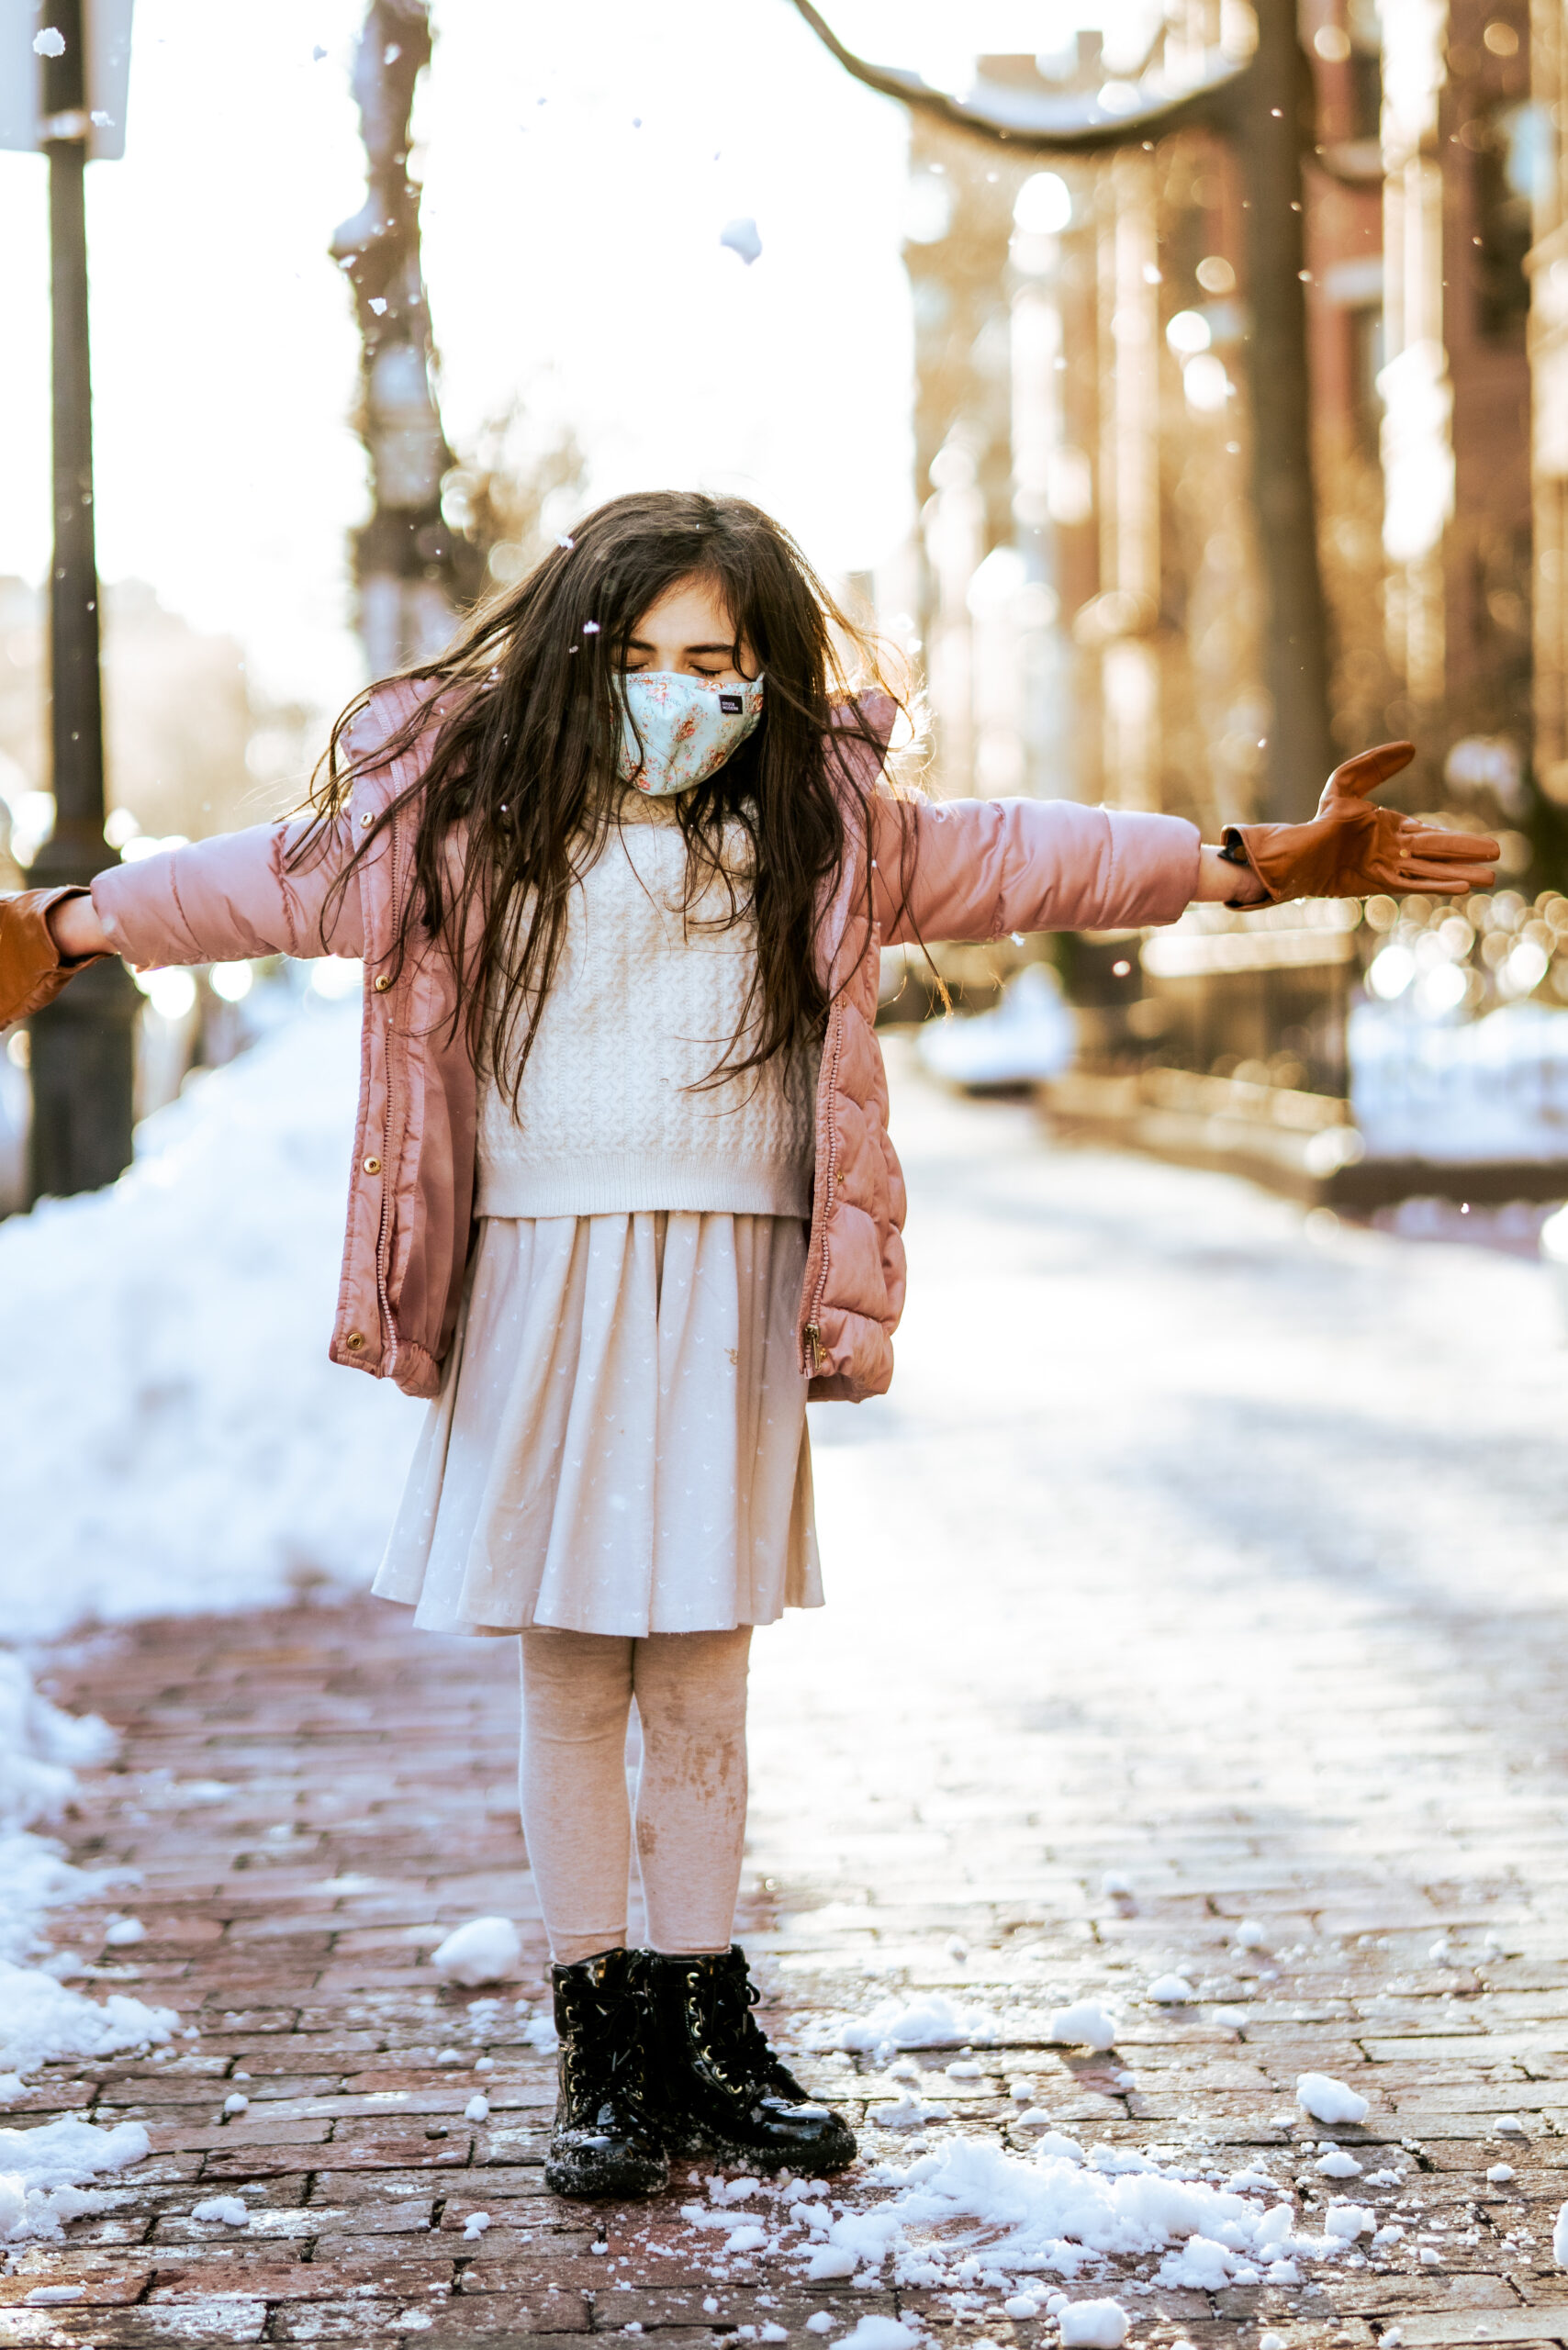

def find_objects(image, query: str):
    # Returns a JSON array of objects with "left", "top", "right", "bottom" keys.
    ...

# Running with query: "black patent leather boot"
[
  {"left": 544, "top": 1948, "right": 668, "bottom": 2199},
  {"left": 644, "top": 1945, "right": 857, "bottom": 2176}
]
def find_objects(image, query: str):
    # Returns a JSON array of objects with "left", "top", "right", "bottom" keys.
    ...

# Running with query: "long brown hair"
[{"left": 294, "top": 489, "right": 908, "bottom": 1103}]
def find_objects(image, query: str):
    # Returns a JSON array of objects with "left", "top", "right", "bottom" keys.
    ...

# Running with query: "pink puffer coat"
[{"left": 90, "top": 681, "right": 1200, "bottom": 1403}]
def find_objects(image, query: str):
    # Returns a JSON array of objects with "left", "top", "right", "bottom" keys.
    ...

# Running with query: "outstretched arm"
[
  {"left": 1, "top": 816, "right": 366, "bottom": 1033},
  {"left": 1219, "top": 741, "right": 1498, "bottom": 903},
  {"left": 871, "top": 740, "right": 1497, "bottom": 948}
]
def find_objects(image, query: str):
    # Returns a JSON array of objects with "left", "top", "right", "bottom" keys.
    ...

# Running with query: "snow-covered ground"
[
  {"left": 0, "top": 994, "right": 420, "bottom": 1645},
  {"left": 0, "top": 1655, "right": 177, "bottom": 2234},
  {"left": 0, "top": 997, "right": 419, "bottom": 2229}
]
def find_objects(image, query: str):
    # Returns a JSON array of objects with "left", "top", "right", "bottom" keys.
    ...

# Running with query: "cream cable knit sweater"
[{"left": 476, "top": 800, "right": 817, "bottom": 1219}]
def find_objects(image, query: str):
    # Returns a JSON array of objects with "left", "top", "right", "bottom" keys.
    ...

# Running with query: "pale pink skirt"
[{"left": 373, "top": 1212, "right": 820, "bottom": 1637}]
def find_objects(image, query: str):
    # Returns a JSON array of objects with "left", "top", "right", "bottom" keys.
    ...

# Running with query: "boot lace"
[
  {"left": 701, "top": 1964, "right": 790, "bottom": 2091},
  {"left": 557, "top": 1973, "right": 646, "bottom": 2116}
]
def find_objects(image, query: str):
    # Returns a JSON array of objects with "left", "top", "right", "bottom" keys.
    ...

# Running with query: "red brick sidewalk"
[
  {"left": 6, "top": 1586, "right": 1568, "bottom": 2348},
  {"left": 11, "top": 1083, "right": 1568, "bottom": 2345},
  {"left": 0, "top": 1598, "right": 895, "bottom": 2348}
]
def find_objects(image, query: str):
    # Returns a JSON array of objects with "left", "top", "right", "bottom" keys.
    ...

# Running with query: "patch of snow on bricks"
[
  {"left": 831, "top": 2322, "right": 918, "bottom": 2350},
  {"left": 1058, "top": 2300, "right": 1129, "bottom": 2346},
  {"left": 1295, "top": 2070, "right": 1370, "bottom": 2124},
  {"left": 1554, "top": 2199, "right": 1568, "bottom": 2266},
  {"left": 0, "top": 1965, "right": 174, "bottom": 2101},
  {"left": 805, "top": 1991, "right": 1001, "bottom": 2059},
  {"left": 680, "top": 2131, "right": 1353, "bottom": 2297},
  {"left": 0, "top": 2112, "right": 152, "bottom": 2241},
  {"left": 0, "top": 1648, "right": 171, "bottom": 2232},
  {"left": 1047, "top": 1999, "right": 1118, "bottom": 2050},
  {"left": 431, "top": 1916, "right": 521, "bottom": 1986},
  {"left": 193, "top": 2195, "right": 250, "bottom": 2225}
]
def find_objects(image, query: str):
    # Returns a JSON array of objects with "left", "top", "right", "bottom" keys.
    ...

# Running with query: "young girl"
[{"left": 3, "top": 490, "right": 1495, "bottom": 2201}]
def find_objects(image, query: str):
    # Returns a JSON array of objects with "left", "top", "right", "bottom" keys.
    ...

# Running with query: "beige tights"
[{"left": 519, "top": 1625, "right": 752, "bottom": 1966}]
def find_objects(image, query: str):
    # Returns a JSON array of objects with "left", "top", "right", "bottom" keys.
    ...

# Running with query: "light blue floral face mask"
[{"left": 616, "top": 670, "right": 765, "bottom": 796}]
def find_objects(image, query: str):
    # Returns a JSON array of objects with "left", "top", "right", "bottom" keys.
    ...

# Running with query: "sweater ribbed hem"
[{"left": 476, "top": 1151, "right": 812, "bottom": 1220}]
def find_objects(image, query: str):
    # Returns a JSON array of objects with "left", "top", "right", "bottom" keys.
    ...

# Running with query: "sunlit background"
[
  {"left": 0, "top": 0, "right": 1127, "bottom": 717},
  {"left": 4, "top": 0, "right": 1568, "bottom": 1226}
]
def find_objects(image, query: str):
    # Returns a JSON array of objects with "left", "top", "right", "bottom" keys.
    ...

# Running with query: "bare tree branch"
[{"left": 787, "top": 0, "right": 1252, "bottom": 151}]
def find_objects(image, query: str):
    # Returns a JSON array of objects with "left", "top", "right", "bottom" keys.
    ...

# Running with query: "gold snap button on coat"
[
  {"left": 373, "top": 974, "right": 391, "bottom": 992},
  {"left": 363, "top": 1155, "right": 381, "bottom": 1175},
  {"left": 344, "top": 1330, "right": 365, "bottom": 1351},
  {"left": 360, "top": 811, "right": 374, "bottom": 828}
]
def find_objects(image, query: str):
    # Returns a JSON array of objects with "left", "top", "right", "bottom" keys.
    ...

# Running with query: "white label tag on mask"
[{"left": 616, "top": 671, "right": 765, "bottom": 796}]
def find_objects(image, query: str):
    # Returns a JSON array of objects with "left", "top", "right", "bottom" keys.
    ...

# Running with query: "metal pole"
[{"left": 26, "top": 0, "right": 137, "bottom": 1199}]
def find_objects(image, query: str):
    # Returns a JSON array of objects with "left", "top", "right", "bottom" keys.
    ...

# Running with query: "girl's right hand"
[{"left": 0, "top": 887, "right": 109, "bottom": 1030}]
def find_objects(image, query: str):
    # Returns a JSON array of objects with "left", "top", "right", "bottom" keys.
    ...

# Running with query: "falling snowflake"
[
  {"left": 32, "top": 26, "right": 65, "bottom": 56},
  {"left": 582, "top": 621, "right": 600, "bottom": 634},
  {"left": 720, "top": 217, "right": 762, "bottom": 266}
]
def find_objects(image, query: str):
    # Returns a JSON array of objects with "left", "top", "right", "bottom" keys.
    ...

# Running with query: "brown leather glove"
[
  {"left": 1224, "top": 742, "right": 1500, "bottom": 904},
  {"left": 0, "top": 888, "right": 103, "bottom": 1029}
]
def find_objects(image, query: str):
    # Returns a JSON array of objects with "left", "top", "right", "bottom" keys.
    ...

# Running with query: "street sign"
[{"left": 0, "top": 0, "right": 132, "bottom": 160}]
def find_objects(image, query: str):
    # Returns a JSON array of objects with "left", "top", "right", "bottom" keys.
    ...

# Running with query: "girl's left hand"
[{"left": 1218, "top": 742, "right": 1499, "bottom": 907}]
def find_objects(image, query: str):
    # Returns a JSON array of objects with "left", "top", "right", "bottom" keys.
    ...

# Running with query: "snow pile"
[
  {"left": 868, "top": 2090, "right": 953, "bottom": 2132},
  {"left": 0, "top": 1654, "right": 116, "bottom": 1860},
  {"left": 0, "top": 1651, "right": 173, "bottom": 2108},
  {"left": 0, "top": 1000, "right": 420, "bottom": 1644},
  {"left": 0, "top": 1655, "right": 119, "bottom": 1978},
  {"left": 0, "top": 1964, "right": 175, "bottom": 2099},
  {"left": 0, "top": 2113, "right": 151, "bottom": 2242},
  {"left": 917, "top": 966, "right": 1075, "bottom": 1090},
  {"left": 1047, "top": 2001, "right": 1118, "bottom": 2052},
  {"left": 1296, "top": 2071, "right": 1370, "bottom": 2125},
  {"left": 431, "top": 1917, "right": 522, "bottom": 1986},
  {"left": 834, "top": 2324, "right": 915, "bottom": 2350},
  {"left": 193, "top": 2195, "right": 249, "bottom": 2226},
  {"left": 1350, "top": 999, "right": 1568, "bottom": 1163},
  {"left": 1554, "top": 2199, "right": 1568, "bottom": 2267},
  {"left": 680, "top": 2132, "right": 1347, "bottom": 2295},
  {"left": 1058, "top": 2304, "right": 1128, "bottom": 2349},
  {"left": 803, "top": 1992, "right": 1002, "bottom": 2061}
]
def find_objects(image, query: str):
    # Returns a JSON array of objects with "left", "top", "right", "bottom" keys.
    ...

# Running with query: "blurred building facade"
[
  {"left": 895, "top": 0, "right": 1544, "bottom": 854},
  {"left": 882, "top": 0, "right": 1568, "bottom": 1169}
]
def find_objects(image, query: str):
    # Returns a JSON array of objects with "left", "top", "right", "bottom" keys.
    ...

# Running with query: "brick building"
[{"left": 897, "top": 1, "right": 1538, "bottom": 842}]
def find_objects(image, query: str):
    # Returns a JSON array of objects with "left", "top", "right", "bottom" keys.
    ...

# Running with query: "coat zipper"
[
  {"left": 370, "top": 802, "right": 401, "bottom": 1373},
  {"left": 801, "top": 1002, "right": 846, "bottom": 1377}
]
